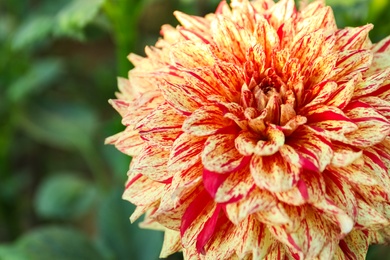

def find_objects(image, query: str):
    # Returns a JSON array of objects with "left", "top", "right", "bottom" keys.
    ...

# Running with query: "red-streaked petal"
[
  {"left": 160, "top": 229, "right": 182, "bottom": 258},
  {"left": 372, "top": 35, "right": 390, "bottom": 54},
  {"left": 183, "top": 105, "right": 234, "bottom": 136},
  {"left": 275, "top": 170, "right": 325, "bottom": 205},
  {"left": 202, "top": 214, "right": 237, "bottom": 259},
  {"left": 234, "top": 131, "right": 258, "bottom": 156},
  {"left": 201, "top": 134, "right": 248, "bottom": 174},
  {"left": 326, "top": 74, "right": 361, "bottom": 109},
  {"left": 180, "top": 189, "right": 217, "bottom": 248},
  {"left": 343, "top": 101, "right": 390, "bottom": 147},
  {"left": 289, "top": 126, "right": 333, "bottom": 172},
  {"left": 263, "top": 242, "right": 287, "bottom": 260},
  {"left": 170, "top": 162, "right": 203, "bottom": 200},
  {"left": 168, "top": 133, "right": 206, "bottom": 172},
  {"left": 330, "top": 142, "right": 362, "bottom": 167},
  {"left": 314, "top": 173, "right": 357, "bottom": 235},
  {"left": 337, "top": 231, "right": 369, "bottom": 260},
  {"left": 169, "top": 41, "right": 215, "bottom": 68},
  {"left": 333, "top": 24, "right": 373, "bottom": 51},
  {"left": 305, "top": 105, "right": 358, "bottom": 141},
  {"left": 153, "top": 184, "right": 202, "bottom": 230},
  {"left": 353, "top": 68, "right": 390, "bottom": 98},
  {"left": 105, "top": 129, "right": 144, "bottom": 156},
  {"left": 195, "top": 205, "right": 222, "bottom": 254},
  {"left": 235, "top": 217, "right": 275, "bottom": 259},
  {"left": 130, "top": 145, "right": 171, "bottom": 182},
  {"left": 123, "top": 173, "right": 164, "bottom": 206},
  {"left": 333, "top": 49, "right": 372, "bottom": 81},
  {"left": 254, "top": 203, "right": 293, "bottom": 227},
  {"left": 203, "top": 164, "right": 253, "bottom": 203},
  {"left": 355, "top": 199, "right": 388, "bottom": 229},
  {"left": 135, "top": 103, "right": 186, "bottom": 146},
  {"left": 225, "top": 187, "right": 276, "bottom": 225},
  {"left": 253, "top": 126, "right": 285, "bottom": 156},
  {"left": 250, "top": 152, "right": 300, "bottom": 193}
]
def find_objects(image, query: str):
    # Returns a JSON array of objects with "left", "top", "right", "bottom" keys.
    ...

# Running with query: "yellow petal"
[
  {"left": 202, "top": 134, "right": 247, "bottom": 174},
  {"left": 160, "top": 229, "right": 182, "bottom": 258},
  {"left": 225, "top": 188, "right": 276, "bottom": 225},
  {"left": 135, "top": 103, "right": 186, "bottom": 146},
  {"left": 183, "top": 105, "right": 235, "bottom": 136}
]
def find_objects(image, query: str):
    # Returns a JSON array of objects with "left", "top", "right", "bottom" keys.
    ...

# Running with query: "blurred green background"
[{"left": 0, "top": 0, "right": 389, "bottom": 259}]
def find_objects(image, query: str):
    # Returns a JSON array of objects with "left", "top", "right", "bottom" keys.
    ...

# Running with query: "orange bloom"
[{"left": 107, "top": 0, "right": 390, "bottom": 259}]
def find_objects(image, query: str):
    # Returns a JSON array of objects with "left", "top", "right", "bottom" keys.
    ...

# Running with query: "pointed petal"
[
  {"left": 355, "top": 198, "right": 389, "bottom": 229},
  {"left": 338, "top": 231, "right": 369, "bottom": 260},
  {"left": 275, "top": 170, "right": 325, "bottom": 205},
  {"left": 203, "top": 165, "right": 253, "bottom": 203},
  {"left": 289, "top": 126, "right": 333, "bottom": 172},
  {"left": 131, "top": 145, "right": 171, "bottom": 182},
  {"left": 169, "top": 41, "right": 215, "bottom": 68},
  {"left": 235, "top": 217, "right": 275, "bottom": 259},
  {"left": 225, "top": 187, "right": 276, "bottom": 225},
  {"left": 180, "top": 189, "right": 217, "bottom": 248},
  {"left": 250, "top": 152, "right": 300, "bottom": 193},
  {"left": 183, "top": 105, "right": 235, "bottom": 136},
  {"left": 135, "top": 103, "right": 186, "bottom": 146},
  {"left": 305, "top": 105, "right": 358, "bottom": 141},
  {"left": 105, "top": 129, "right": 144, "bottom": 156},
  {"left": 253, "top": 125, "right": 285, "bottom": 156},
  {"left": 168, "top": 133, "right": 206, "bottom": 172},
  {"left": 334, "top": 24, "right": 373, "bottom": 51},
  {"left": 344, "top": 101, "right": 390, "bottom": 147},
  {"left": 123, "top": 173, "right": 164, "bottom": 206},
  {"left": 202, "top": 214, "right": 237, "bottom": 259},
  {"left": 160, "top": 229, "right": 182, "bottom": 258},
  {"left": 201, "top": 134, "right": 248, "bottom": 174}
]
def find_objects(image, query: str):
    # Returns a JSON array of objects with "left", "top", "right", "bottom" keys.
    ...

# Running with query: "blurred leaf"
[
  {"left": 18, "top": 101, "right": 97, "bottom": 150},
  {"left": 326, "top": 0, "right": 363, "bottom": 6},
  {"left": 12, "top": 15, "right": 53, "bottom": 50},
  {"left": 16, "top": 226, "right": 103, "bottom": 260},
  {"left": 7, "top": 59, "right": 62, "bottom": 102},
  {"left": 55, "top": 0, "right": 105, "bottom": 39},
  {"left": 34, "top": 173, "right": 96, "bottom": 220},
  {"left": 97, "top": 187, "right": 163, "bottom": 260},
  {"left": 0, "top": 244, "right": 26, "bottom": 260}
]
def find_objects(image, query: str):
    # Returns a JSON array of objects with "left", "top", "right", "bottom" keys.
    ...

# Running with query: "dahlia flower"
[{"left": 107, "top": 0, "right": 390, "bottom": 258}]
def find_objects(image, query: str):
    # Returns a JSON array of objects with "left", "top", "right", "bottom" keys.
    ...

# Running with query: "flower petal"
[
  {"left": 123, "top": 173, "right": 164, "bottom": 206},
  {"left": 289, "top": 126, "right": 333, "bottom": 172},
  {"left": 105, "top": 129, "right": 144, "bottom": 157},
  {"left": 201, "top": 134, "right": 248, "bottom": 174},
  {"left": 343, "top": 101, "right": 390, "bottom": 147},
  {"left": 180, "top": 189, "right": 217, "bottom": 248},
  {"left": 160, "top": 229, "right": 182, "bottom": 258},
  {"left": 130, "top": 145, "right": 171, "bottom": 182},
  {"left": 225, "top": 188, "right": 276, "bottom": 225},
  {"left": 253, "top": 125, "right": 285, "bottom": 156},
  {"left": 183, "top": 105, "right": 235, "bottom": 136},
  {"left": 250, "top": 152, "right": 300, "bottom": 193},
  {"left": 337, "top": 231, "right": 369, "bottom": 260},
  {"left": 135, "top": 103, "right": 186, "bottom": 146}
]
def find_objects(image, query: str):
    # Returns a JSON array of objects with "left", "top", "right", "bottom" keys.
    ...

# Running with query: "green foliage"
[
  {"left": 16, "top": 226, "right": 103, "bottom": 260},
  {"left": 34, "top": 173, "right": 97, "bottom": 220}
]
